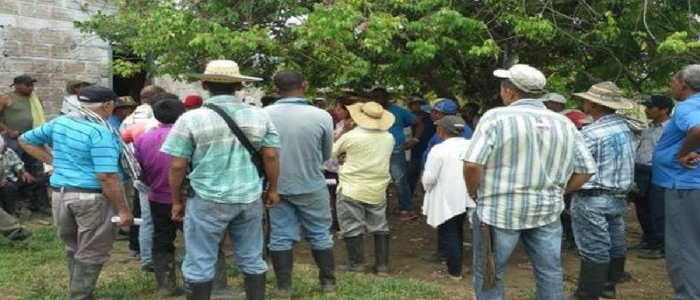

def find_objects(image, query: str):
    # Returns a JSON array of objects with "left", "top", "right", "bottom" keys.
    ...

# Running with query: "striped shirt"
[
  {"left": 580, "top": 114, "right": 635, "bottom": 191},
  {"left": 160, "top": 95, "right": 280, "bottom": 204},
  {"left": 462, "top": 99, "right": 596, "bottom": 230},
  {"left": 21, "top": 115, "right": 125, "bottom": 190}
]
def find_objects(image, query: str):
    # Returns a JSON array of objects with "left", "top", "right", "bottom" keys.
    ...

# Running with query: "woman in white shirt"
[{"left": 422, "top": 115, "right": 476, "bottom": 280}]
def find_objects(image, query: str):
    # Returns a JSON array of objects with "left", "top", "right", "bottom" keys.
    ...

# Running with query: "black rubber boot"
[
  {"left": 244, "top": 273, "right": 267, "bottom": 300},
  {"left": 373, "top": 233, "right": 390, "bottom": 276},
  {"left": 153, "top": 253, "right": 183, "bottom": 297},
  {"left": 211, "top": 252, "right": 242, "bottom": 299},
  {"left": 70, "top": 261, "right": 103, "bottom": 300},
  {"left": 600, "top": 256, "right": 626, "bottom": 299},
  {"left": 185, "top": 280, "right": 213, "bottom": 300},
  {"left": 568, "top": 259, "right": 609, "bottom": 300},
  {"left": 311, "top": 248, "right": 337, "bottom": 295},
  {"left": 271, "top": 250, "right": 293, "bottom": 299},
  {"left": 337, "top": 235, "right": 364, "bottom": 273}
]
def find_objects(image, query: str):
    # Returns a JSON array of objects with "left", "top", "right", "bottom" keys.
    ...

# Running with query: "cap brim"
[{"left": 493, "top": 69, "right": 510, "bottom": 79}]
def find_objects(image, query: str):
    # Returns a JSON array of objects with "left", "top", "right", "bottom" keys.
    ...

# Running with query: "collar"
[
  {"left": 509, "top": 99, "right": 547, "bottom": 109},
  {"left": 204, "top": 95, "right": 240, "bottom": 104},
  {"left": 276, "top": 97, "right": 311, "bottom": 105},
  {"left": 684, "top": 92, "right": 700, "bottom": 102},
  {"left": 649, "top": 119, "right": 669, "bottom": 128},
  {"left": 157, "top": 123, "right": 174, "bottom": 129},
  {"left": 592, "top": 113, "right": 623, "bottom": 125}
]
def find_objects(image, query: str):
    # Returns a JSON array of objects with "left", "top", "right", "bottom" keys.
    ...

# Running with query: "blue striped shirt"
[
  {"left": 580, "top": 114, "right": 635, "bottom": 191},
  {"left": 462, "top": 99, "right": 596, "bottom": 230},
  {"left": 21, "top": 115, "right": 125, "bottom": 189},
  {"left": 160, "top": 95, "right": 281, "bottom": 204}
]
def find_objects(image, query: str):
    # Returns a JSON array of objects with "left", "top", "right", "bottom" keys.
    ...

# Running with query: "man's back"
[
  {"left": 580, "top": 114, "right": 635, "bottom": 191},
  {"left": 265, "top": 98, "right": 333, "bottom": 195}
]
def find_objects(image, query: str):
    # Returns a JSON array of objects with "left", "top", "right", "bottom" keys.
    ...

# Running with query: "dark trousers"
[
  {"left": 633, "top": 165, "right": 664, "bottom": 250},
  {"left": 0, "top": 177, "right": 49, "bottom": 215},
  {"left": 407, "top": 154, "right": 422, "bottom": 196},
  {"left": 150, "top": 201, "right": 181, "bottom": 254},
  {"left": 129, "top": 188, "right": 141, "bottom": 253},
  {"left": 561, "top": 194, "right": 574, "bottom": 241},
  {"left": 437, "top": 213, "right": 466, "bottom": 277}
]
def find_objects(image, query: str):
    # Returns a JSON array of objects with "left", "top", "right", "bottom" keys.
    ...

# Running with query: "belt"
[
  {"left": 577, "top": 189, "right": 625, "bottom": 197},
  {"left": 51, "top": 186, "right": 103, "bottom": 194}
]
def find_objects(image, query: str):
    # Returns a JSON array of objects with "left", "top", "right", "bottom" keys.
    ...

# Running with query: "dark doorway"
[{"left": 112, "top": 49, "right": 148, "bottom": 103}]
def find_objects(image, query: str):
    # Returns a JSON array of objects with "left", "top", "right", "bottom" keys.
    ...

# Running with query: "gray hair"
[
  {"left": 680, "top": 64, "right": 700, "bottom": 92},
  {"left": 79, "top": 102, "right": 104, "bottom": 110}
]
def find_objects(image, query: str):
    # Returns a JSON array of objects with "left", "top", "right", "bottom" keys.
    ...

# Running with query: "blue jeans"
[
  {"left": 268, "top": 188, "right": 334, "bottom": 251},
  {"left": 390, "top": 152, "right": 412, "bottom": 212},
  {"left": 472, "top": 212, "right": 563, "bottom": 300},
  {"left": 135, "top": 181, "right": 153, "bottom": 266},
  {"left": 571, "top": 192, "right": 627, "bottom": 263},
  {"left": 665, "top": 189, "right": 700, "bottom": 300},
  {"left": 181, "top": 195, "right": 267, "bottom": 283}
]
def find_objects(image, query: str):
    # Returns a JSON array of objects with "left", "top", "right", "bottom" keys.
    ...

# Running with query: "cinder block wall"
[{"left": 0, "top": 0, "right": 112, "bottom": 118}]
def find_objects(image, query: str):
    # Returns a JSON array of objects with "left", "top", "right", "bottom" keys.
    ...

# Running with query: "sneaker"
[
  {"left": 638, "top": 248, "right": 664, "bottom": 260},
  {"left": 398, "top": 211, "right": 417, "bottom": 221}
]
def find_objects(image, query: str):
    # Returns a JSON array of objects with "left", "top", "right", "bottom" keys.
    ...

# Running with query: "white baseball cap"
[
  {"left": 542, "top": 92, "right": 567, "bottom": 104},
  {"left": 493, "top": 64, "right": 546, "bottom": 93}
]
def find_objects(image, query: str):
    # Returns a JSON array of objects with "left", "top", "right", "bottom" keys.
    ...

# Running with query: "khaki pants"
[
  {"left": 336, "top": 193, "right": 389, "bottom": 238},
  {"left": 0, "top": 206, "right": 21, "bottom": 238},
  {"left": 52, "top": 190, "right": 116, "bottom": 264}
]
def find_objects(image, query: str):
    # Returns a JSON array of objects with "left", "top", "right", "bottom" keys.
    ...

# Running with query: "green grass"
[{"left": 0, "top": 226, "right": 444, "bottom": 300}]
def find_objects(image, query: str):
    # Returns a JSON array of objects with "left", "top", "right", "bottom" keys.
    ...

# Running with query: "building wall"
[{"left": 0, "top": 0, "right": 112, "bottom": 117}]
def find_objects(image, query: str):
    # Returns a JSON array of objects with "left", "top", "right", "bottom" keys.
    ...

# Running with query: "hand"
[
  {"left": 118, "top": 210, "right": 134, "bottom": 228},
  {"left": 402, "top": 138, "right": 419, "bottom": 151},
  {"left": 678, "top": 152, "right": 700, "bottom": 169},
  {"left": 171, "top": 202, "right": 185, "bottom": 222},
  {"left": 21, "top": 172, "right": 35, "bottom": 183},
  {"left": 264, "top": 190, "right": 280, "bottom": 209},
  {"left": 7, "top": 130, "right": 20, "bottom": 139}
]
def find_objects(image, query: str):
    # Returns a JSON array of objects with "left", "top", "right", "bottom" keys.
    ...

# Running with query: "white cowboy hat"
[
  {"left": 189, "top": 60, "right": 262, "bottom": 82},
  {"left": 573, "top": 81, "right": 635, "bottom": 110},
  {"left": 347, "top": 101, "right": 395, "bottom": 131}
]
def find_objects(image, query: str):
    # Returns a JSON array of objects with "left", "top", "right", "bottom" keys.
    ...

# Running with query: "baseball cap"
[
  {"left": 432, "top": 98, "right": 458, "bottom": 114},
  {"left": 114, "top": 96, "right": 138, "bottom": 108},
  {"left": 10, "top": 75, "right": 37, "bottom": 87},
  {"left": 420, "top": 104, "right": 431, "bottom": 113},
  {"left": 641, "top": 95, "right": 674, "bottom": 110},
  {"left": 78, "top": 85, "right": 119, "bottom": 103},
  {"left": 183, "top": 94, "right": 203, "bottom": 108},
  {"left": 434, "top": 115, "right": 467, "bottom": 135},
  {"left": 542, "top": 92, "right": 567, "bottom": 104},
  {"left": 493, "top": 64, "right": 546, "bottom": 93}
]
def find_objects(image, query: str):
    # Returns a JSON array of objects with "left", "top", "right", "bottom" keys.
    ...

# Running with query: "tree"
[{"left": 77, "top": 0, "right": 700, "bottom": 108}]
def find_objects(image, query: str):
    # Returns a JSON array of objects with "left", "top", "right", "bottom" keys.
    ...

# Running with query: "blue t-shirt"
[
  {"left": 387, "top": 104, "right": 416, "bottom": 152},
  {"left": 652, "top": 93, "right": 700, "bottom": 189},
  {"left": 107, "top": 115, "right": 122, "bottom": 130},
  {"left": 21, "top": 115, "right": 125, "bottom": 190}
]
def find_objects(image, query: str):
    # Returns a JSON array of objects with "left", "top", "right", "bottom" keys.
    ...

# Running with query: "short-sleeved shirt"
[
  {"left": 0, "top": 147, "right": 24, "bottom": 183},
  {"left": 333, "top": 127, "right": 395, "bottom": 204},
  {"left": 387, "top": 104, "right": 416, "bottom": 152},
  {"left": 652, "top": 93, "right": 700, "bottom": 189},
  {"left": 462, "top": 99, "right": 596, "bottom": 230},
  {"left": 134, "top": 124, "right": 177, "bottom": 204},
  {"left": 264, "top": 97, "right": 333, "bottom": 195},
  {"left": 21, "top": 115, "right": 124, "bottom": 190},
  {"left": 580, "top": 114, "right": 636, "bottom": 191},
  {"left": 160, "top": 95, "right": 281, "bottom": 204},
  {"left": 635, "top": 120, "right": 669, "bottom": 166}
]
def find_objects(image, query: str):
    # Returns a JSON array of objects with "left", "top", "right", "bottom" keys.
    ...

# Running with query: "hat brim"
[
  {"left": 188, "top": 73, "right": 262, "bottom": 82},
  {"left": 115, "top": 103, "right": 139, "bottom": 108},
  {"left": 347, "top": 104, "right": 395, "bottom": 131},
  {"left": 493, "top": 69, "right": 510, "bottom": 79},
  {"left": 574, "top": 92, "right": 635, "bottom": 110},
  {"left": 10, "top": 79, "right": 37, "bottom": 87}
]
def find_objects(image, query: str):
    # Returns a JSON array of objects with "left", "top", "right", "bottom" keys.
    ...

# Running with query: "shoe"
[
  {"left": 398, "top": 211, "right": 417, "bottom": 221},
  {"left": 568, "top": 258, "right": 608, "bottom": 300},
  {"left": 244, "top": 273, "right": 266, "bottom": 300},
  {"left": 185, "top": 280, "right": 213, "bottom": 300},
  {"left": 628, "top": 241, "right": 652, "bottom": 250},
  {"left": 600, "top": 256, "right": 626, "bottom": 299},
  {"left": 638, "top": 249, "right": 664, "bottom": 260},
  {"left": 312, "top": 248, "right": 337, "bottom": 295},
  {"left": 419, "top": 252, "right": 446, "bottom": 264},
  {"left": 337, "top": 236, "right": 365, "bottom": 273},
  {"left": 271, "top": 250, "right": 293, "bottom": 299},
  {"left": 374, "top": 233, "right": 390, "bottom": 276},
  {"left": 141, "top": 262, "right": 154, "bottom": 272},
  {"left": 70, "top": 261, "right": 103, "bottom": 300},
  {"left": 430, "top": 269, "right": 462, "bottom": 281},
  {"left": 153, "top": 253, "right": 184, "bottom": 297}
]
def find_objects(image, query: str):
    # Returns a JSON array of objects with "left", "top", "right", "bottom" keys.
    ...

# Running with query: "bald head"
[{"left": 140, "top": 85, "right": 165, "bottom": 104}]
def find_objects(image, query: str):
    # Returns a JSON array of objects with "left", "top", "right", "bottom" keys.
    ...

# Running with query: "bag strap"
[{"left": 204, "top": 103, "right": 259, "bottom": 157}]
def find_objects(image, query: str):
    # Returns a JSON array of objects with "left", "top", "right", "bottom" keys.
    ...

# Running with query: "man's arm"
[
  {"left": 0, "top": 95, "right": 12, "bottom": 134},
  {"left": 168, "top": 156, "right": 189, "bottom": 221},
  {"left": 262, "top": 147, "right": 280, "bottom": 209},
  {"left": 676, "top": 126, "right": 700, "bottom": 168},
  {"left": 565, "top": 173, "right": 594, "bottom": 194},
  {"left": 96, "top": 172, "right": 133, "bottom": 227},
  {"left": 463, "top": 162, "right": 484, "bottom": 199},
  {"left": 19, "top": 138, "right": 52, "bottom": 164}
]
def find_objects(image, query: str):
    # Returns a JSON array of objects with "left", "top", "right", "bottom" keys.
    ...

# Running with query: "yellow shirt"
[{"left": 332, "top": 127, "right": 394, "bottom": 204}]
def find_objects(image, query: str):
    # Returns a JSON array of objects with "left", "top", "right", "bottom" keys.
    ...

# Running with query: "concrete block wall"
[{"left": 0, "top": 0, "right": 112, "bottom": 117}]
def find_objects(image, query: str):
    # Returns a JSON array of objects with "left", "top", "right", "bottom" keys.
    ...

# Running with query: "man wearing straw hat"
[
  {"left": 333, "top": 101, "right": 395, "bottom": 276},
  {"left": 161, "top": 60, "right": 281, "bottom": 300},
  {"left": 463, "top": 64, "right": 596, "bottom": 300},
  {"left": 568, "top": 81, "right": 636, "bottom": 300}
]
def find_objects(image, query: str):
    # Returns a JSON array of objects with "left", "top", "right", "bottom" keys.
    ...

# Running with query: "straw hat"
[
  {"left": 189, "top": 60, "right": 262, "bottom": 82},
  {"left": 573, "top": 81, "right": 634, "bottom": 110},
  {"left": 347, "top": 101, "right": 395, "bottom": 131}
]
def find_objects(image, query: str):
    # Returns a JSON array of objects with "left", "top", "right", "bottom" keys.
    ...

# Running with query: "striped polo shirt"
[
  {"left": 21, "top": 115, "right": 125, "bottom": 190},
  {"left": 160, "top": 95, "right": 281, "bottom": 204},
  {"left": 462, "top": 99, "right": 596, "bottom": 230},
  {"left": 580, "top": 114, "right": 635, "bottom": 192}
]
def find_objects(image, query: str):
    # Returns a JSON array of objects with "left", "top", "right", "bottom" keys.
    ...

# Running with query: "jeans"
[
  {"left": 390, "top": 152, "right": 412, "bottom": 212},
  {"left": 571, "top": 192, "right": 627, "bottom": 263},
  {"left": 135, "top": 181, "right": 153, "bottom": 266},
  {"left": 182, "top": 195, "right": 267, "bottom": 283},
  {"left": 472, "top": 212, "right": 563, "bottom": 300},
  {"left": 665, "top": 189, "right": 700, "bottom": 300},
  {"left": 268, "top": 188, "right": 334, "bottom": 251},
  {"left": 150, "top": 201, "right": 181, "bottom": 254},
  {"left": 438, "top": 213, "right": 465, "bottom": 277}
]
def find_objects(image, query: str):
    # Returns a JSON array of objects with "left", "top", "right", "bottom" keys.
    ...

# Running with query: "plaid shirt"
[
  {"left": 462, "top": 99, "right": 596, "bottom": 230},
  {"left": 161, "top": 95, "right": 280, "bottom": 204},
  {"left": 580, "top": 114, "right": 635, "bottom": 192},
  {"left": 0, "top": 147, "right": 23, "bottom": 183}
]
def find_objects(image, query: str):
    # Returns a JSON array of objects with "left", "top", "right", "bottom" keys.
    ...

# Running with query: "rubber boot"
[
  {"left": 185, "top": 280, "right": 213, "bottom": 300},
  {"left": 70, "top": 261, "right": 103, "bottom": 300},
  {"left": 244, "top": 273, "right": 266, "bottom": 300},
  {"left": 153, "top": 252, "right": 184, "bottom": 297},
  {"left": 568, "top": 259, "right": 609, "bottom": 300},
  {"left": 337, "top": 235, "right": 364, "bottom": 273},
  {"left": 373, "top": 233, "right": 390, "bottom": 276},
  {"left": 270, "top": 250, "right": 293, "bottom": 299},
  {"left": 212, "top": 251, "right": 242, "bottom": 299},
  {"left": 311, "top": 248, "right": 337, "bottom": 295},
  {"left": 600, "top": 256, "right": 626, "bottom": 299}
]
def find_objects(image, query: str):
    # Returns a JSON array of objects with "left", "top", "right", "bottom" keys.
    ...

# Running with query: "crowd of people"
[{"left": 0, "top": 60, "right": 699, "bottom": 300}]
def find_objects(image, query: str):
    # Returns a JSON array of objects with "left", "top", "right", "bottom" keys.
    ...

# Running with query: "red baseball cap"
[{"left": 183, "top": 94, "right": 203, "bottom": 108}]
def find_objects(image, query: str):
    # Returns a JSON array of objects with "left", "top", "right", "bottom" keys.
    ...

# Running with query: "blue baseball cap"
[
  {"left": 432, "top": 99, "right": 458, "bottom": 114},
  {"left": 420, "top": 104, "right": 431, "bottom": 113}
]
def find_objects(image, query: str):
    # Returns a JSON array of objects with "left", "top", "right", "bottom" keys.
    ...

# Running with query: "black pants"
[
  {"left": 633, "top": 165, "right": 665, "bottom": 250},
  {"left": 561, "top": 194, "right": 574, "bottom": 241},
  {"left": 437, "top": 213, "right": 466, "bottom": 277},
  {"left": 407, "top": 154, "right": 423, "bottom": 196},
  {"left": 129, "top": 188, "right": 141, "bottom": 253},
  {"left": 150, "top": 201, "right": 182, "bottom": 254},
  {"left": 0, "top": 177, "right": 49, "bottom": 215}
]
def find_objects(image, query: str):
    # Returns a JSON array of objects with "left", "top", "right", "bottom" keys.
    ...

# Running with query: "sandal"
[{"left": 431, "top": 269, "right": 462, "bottom": 281}]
